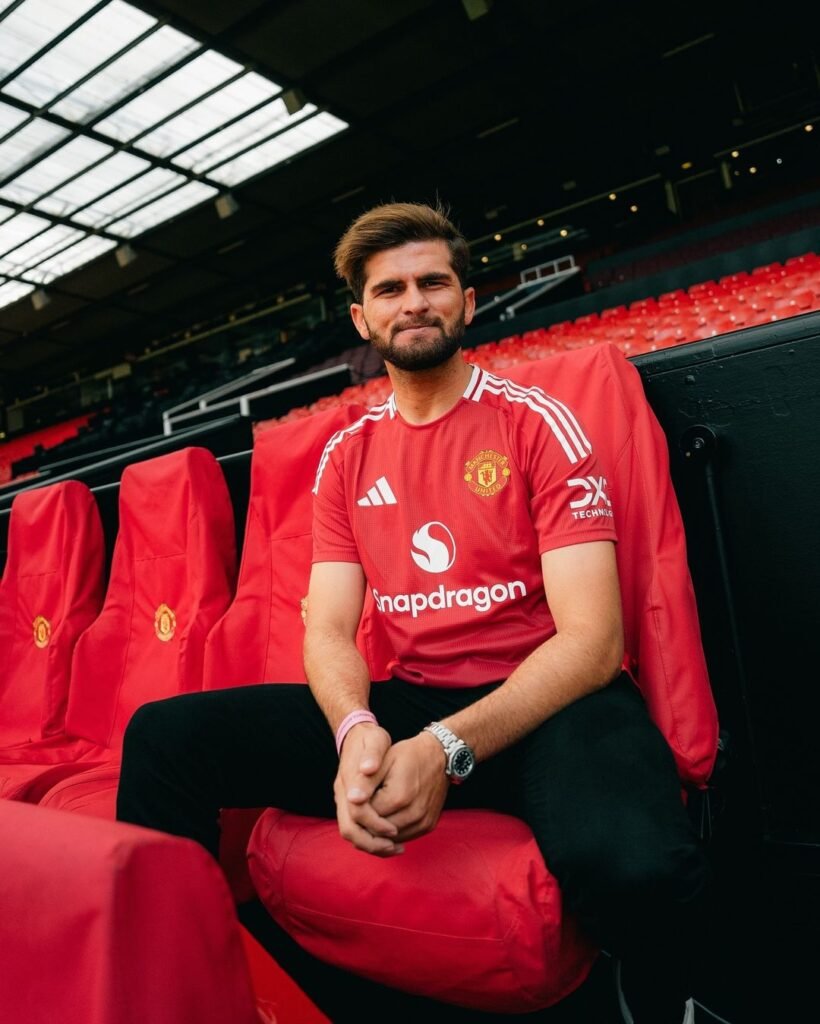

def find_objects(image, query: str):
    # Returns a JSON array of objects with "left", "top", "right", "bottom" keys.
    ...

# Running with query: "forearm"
[
  {"left": 304, "top": 627, "right": 373, "bottom": 733},
  {"left": 440, "top": 625, "right": 623, "bottom": 763}
]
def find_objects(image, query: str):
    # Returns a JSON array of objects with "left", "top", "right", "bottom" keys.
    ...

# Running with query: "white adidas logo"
[{"left": 357, "top": 476, "right": 397, "bottom": 507}]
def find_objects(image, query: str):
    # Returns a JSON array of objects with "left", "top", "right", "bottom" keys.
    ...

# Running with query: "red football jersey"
[{"left": 312, "top": 365, "right": 617, "bottom": 687}]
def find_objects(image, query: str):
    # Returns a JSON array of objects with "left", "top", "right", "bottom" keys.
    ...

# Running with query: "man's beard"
[{"left": 365, "top": 310, "right": 466, "bottom": 371}]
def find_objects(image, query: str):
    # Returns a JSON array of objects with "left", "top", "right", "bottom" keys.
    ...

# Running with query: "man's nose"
[{"left": 403, "top": 283, "right": 430, "bottom": 313}]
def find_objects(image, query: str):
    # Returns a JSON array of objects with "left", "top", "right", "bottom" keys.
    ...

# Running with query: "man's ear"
[
  {"left": 350, "top": 303, "right": 370, "bottom": 341},
  {"left": 463, "top": 286, "right": 476, "bottom": 327}
]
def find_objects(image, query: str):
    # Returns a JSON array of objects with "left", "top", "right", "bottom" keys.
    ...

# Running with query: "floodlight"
[
  {"left": 31, "top": 288, "right": 51, "bottom": 311},
  {"left": 215, "top": 193, "right": 240, "bottom": 219}
]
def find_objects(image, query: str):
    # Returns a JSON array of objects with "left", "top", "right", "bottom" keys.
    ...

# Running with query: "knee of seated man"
[
  {"left": 558, "top": 816, "right": 710, "bottom": 905},
  {"left": 123, "top": 693, "right": 197, "bottom": 757},
  {"left": 613, "top": 836, "right": 708, "bottom": 900}
]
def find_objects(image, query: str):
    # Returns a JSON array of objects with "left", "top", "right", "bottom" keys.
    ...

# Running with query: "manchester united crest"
[
  {"left": 464, "top": 449, "right": 511, "bottom": 497},
  {"left": 33, "top": 615, "right": 51, "bottom": 649},
  {"left": 154, "top": 603, "right": 176, "bottom": 642}
]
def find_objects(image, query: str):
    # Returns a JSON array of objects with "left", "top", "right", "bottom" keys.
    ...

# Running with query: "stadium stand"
[
  {"left": 3, "top": 234, "right": 815, "bottom": 491},
  {"left": 262, "top": 252, "right": 820, "bottom": 424},
  {"left": 0, "top": 415, "right": 91, "bottom": 486},
  {"left": 3, "top": 246, "right": 816, "bottom": 498}
]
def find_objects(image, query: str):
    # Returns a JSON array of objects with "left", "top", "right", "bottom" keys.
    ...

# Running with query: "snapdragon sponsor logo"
[
  {"left": 374, "top": 519, "right": 527, "bottom": 619},
  {"left": 373, "top": 580, "right": 528, "bottom": 619},
  {"left": 410, "top": 521, "right": 456, "bottom": 573}
]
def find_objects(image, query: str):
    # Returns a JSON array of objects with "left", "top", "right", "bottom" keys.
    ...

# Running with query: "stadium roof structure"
[{"left": 0, "top": 0, "right": 817, "bottom": 395}]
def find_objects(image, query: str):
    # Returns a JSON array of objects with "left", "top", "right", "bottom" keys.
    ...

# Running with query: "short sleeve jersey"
[{"left": 312, "top": 364, "right": 617, "bottom": 688}]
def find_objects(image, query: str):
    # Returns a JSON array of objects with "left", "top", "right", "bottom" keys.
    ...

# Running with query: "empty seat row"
[{"left": 0, "top": 447, "right": 237, "bottom": 806}]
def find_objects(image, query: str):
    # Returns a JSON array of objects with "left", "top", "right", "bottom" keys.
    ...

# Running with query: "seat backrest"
[
  {"left": 0, "top": 799, "right": 260, "bottom": 1024},
  {"left": 0, "top": 481, "right": 105, "bottom": 746},
  {"left": 505, "top": 343, "right": 718, "bottom": 786},
  {"left": 203, "top": 405, "right": 394, "bottom": 690},
  {"left": 65, "top": 447, "right": 236, "bottom": 749}
]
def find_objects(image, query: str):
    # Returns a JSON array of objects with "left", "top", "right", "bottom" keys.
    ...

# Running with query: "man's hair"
[{"left": 333, "top": 201, "right": 470, "bottom": 302}]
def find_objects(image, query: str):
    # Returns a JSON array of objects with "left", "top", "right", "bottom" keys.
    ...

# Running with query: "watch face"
[{"left": 451, "top": 746, "right": 475, "bottom": 779}]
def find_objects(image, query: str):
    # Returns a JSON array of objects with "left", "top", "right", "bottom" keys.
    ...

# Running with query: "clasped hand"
[{"left": 333, "top": 724, "right": 449, "bottom": 857}]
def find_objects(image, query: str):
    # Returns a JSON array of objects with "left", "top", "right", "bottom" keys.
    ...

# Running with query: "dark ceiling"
[{"left": 1, "top": 0, "right": 818, "bottom": 398}]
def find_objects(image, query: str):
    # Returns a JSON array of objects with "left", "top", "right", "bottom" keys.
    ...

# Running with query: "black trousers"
[{"left": 117, "top": 673, "right": 711, "bottom": 1021}]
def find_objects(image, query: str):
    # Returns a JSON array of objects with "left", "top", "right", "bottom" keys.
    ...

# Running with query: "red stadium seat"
[
  {"left": 0, "top": 481, "right": 104, "bottom": 749},
  {"left": 657, "top": 288, "right": 686, "bottom": 305},
  {"left": 246, "top": 343, "right": 718, "bottom": 1013},
  {"left": 0, "top": 447, "right": 236, "bottom": 805},
  {"left": 0, "top": 799, "right": 260, "bottom": 1024},
  {"left": 751, "top": 260, "right": 783, "bottom": 277},
  {"left": 204, "top": 404, "right": 393, "bottom": 692},
  {"left": 719, "top": 270, "right": 751, "bottom": 287}
]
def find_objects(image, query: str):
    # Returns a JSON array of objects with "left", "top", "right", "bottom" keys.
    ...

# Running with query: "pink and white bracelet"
[{"left": 335, "top": 709, "right": 378, "bottom": 755}]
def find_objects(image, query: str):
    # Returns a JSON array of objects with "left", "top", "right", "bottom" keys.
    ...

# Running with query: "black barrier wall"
[{"left": 634, "top": 310, "right": 820, "bottom": 874}]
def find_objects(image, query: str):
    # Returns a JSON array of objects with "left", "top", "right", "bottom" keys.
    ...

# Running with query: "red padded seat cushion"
[
  {"left": 0, "top": 480, "right": 104, "bottom": 747},
  {"left": 248, "top": 809, "right": 596, "bottom": 1013},
  {"left": 37, "top": 761, "right": 120, "bottom": 817}
]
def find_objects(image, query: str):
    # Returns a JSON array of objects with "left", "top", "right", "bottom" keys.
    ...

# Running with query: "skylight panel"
[
  {"left": 0, "top": 2, "right": 349, "bottom": 302},
  {"left": 71, "top": 166, "right": 183, "bottom": 227},
  {"left": 0, "top": 0, "right": 100, "bottom": 76},
  {"left": 0, "top": 278, "right": 34, "bottom": 308},
  {"left": 23, "top": 233, "right": 116, "bottom": 283},
  {"left": 0, "top": 211, "right": 54, "bottom": 257},
  {"left": 0, "top": 135, "right": 112, "bottom": 206},
  {"left": 2, "top": 1, "right": 157, "bottom": 110},
  {"left": 0, "top": 100, "right": 29, "bottom": 136},
  {"left": 93, "top": 50, "right": 242, "bottom": 144},
  {"left": 1, "top": 224, "right": 83, "bottom": 275},
  {"left": 136, "top": 72, "right": 282, "bottom": 159},
  {"left": 50, "top": 24, "right": 199, "bottom": 123},
  {"left": 34, "top": 149, "right": 149, "bottom": 218},
  {"left": 174, "top": 98, "right": 315, "bottom": 175},
  {"left": 0, "top": 118, "right": 69, "bottom": 181},
  {"left": 106, "top": 180, "right": 216, "bottom": 237},
  {"left": 208, "top": 111, "right": 348, "bottom": 187}
]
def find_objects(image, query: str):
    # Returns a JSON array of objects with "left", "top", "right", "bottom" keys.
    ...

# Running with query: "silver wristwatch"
[{"left": 423, "top": 722, "right": 476, "bottom": 784}]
